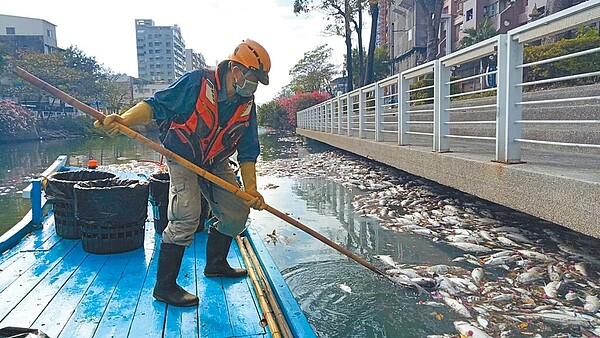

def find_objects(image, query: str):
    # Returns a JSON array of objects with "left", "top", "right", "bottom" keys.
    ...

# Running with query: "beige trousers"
[{"left": 161, "top": 159, "right": 250, "bottom": 246}]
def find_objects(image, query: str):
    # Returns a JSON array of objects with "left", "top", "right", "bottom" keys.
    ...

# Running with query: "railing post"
[
  {"left": 337, "top": 96, "right": 342, "bottom": 134},
  {"left": 324, "top": 104, "right": 327, "bottom": 132},
  {"left": 330, "top": 101, "right": 335, "bottom": 134},
  {"left": 328, "top": 102, "right": 333, "bottom": 133},
  {"left": 31, "top": 179, "right": 42, "bottom": 226},
  {"left": 498, "top": 34, "right": 523, "bottom": 163},
  {"left": 359, "top": 89, "right": 365, "bottom": 139},
  {"left": 374, "top": 83, "right": 382, "bottom": 142},
  {"left": 434, "top": 59, "right": 451, "bottom": 152},
  {"left": 320, "top": 105, "right": 324, "bottom": 132},
  {"left": 347, "top": 95, "right": 352, "bottom": 137},
  {"left": 398, "top": 73, "right": 409, "bottom": 145}
]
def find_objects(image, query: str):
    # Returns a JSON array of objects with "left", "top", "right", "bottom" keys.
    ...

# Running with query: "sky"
[{"left": 2, "top": 0, "right": 365, "bottom": 105}]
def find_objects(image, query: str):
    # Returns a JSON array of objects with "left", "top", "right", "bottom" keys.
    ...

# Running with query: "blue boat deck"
[{"left": 0, "top": 207, "right": 271, "bottom": 338}]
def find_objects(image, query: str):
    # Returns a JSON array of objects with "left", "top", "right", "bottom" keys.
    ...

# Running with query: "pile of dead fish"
[
  {"left": 99, "top": 160, "right": 166, "bottom": 178},
  {"left": 258, "top": 149, "right": 600, "bottom": 337}
]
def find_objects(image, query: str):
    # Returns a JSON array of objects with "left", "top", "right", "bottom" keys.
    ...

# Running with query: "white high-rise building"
[{"left": 135, "top": 19, "right": 186, "bottom": 84}]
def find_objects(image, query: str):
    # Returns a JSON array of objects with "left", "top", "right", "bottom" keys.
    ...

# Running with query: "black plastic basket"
[
  {"left": 74, "top": 179, "right": 149, "bottom": 254},
  {"left": 148, "top": 172, "right": 170, "bottom": 234},
  {"left": 45, "top": 170, "right": 116, "bottom": 239},
  {"left": 148, "top": 172, "right": 212, "bottom": 234}
]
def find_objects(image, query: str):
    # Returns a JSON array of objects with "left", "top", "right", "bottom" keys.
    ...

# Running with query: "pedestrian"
[{"left": 94, "top": 39, "right": 270, "bottom": 307}]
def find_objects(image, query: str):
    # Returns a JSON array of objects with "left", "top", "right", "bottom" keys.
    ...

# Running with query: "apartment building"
[
  {"left": 386, "top": 0, "right": 551, "bottom": 74},
  {"left": 0, "top": 14, "right": 58, "bottom": 56},
  {"left": 185, "top": 48, "right": 206, "bottom": 71},
  {"left": 386, "top": 0, "right": 429, "bottom": 74},
  {"left": 135, "top": 19, "right": 186, "bottom": 84}
]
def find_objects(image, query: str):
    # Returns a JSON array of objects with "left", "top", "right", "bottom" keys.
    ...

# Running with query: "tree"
[
  {"left": 289, "top": 45, "right": 338, "bottom": 94},
  {"left": 349, "top": 0, "right": 365, "bottom": 86},
  {"left": 295, "top": 0, "right": 357, "bottom": 92},
  {"left": 417, "top": 0, "right": 444, "bottom": 62},
  {"left": 459, "top": 20, "right": 498, "bottom": 48},
  {"left": 1, "top": 46, "right": 124, "bottom": 121},
  {"left": 278, "top": 91, "right": 330, "bottom": 128},
  {"left": 97, "top": 73, "right": 133, "bottom": 114},
  {"left": 257, "top": 100, "right": 288, "bottom": 128},
  {"left": 364, "top": 0, "right": 379, "bottom": 85},
  {"left": 351, "top": 45, "right": 389, "bottom": 85},
  {"left": 458, "top": 20, "right": 499, "bottom": 89},
  {"left": 0, "top": 43, "right": 8, "bottom": 73}
]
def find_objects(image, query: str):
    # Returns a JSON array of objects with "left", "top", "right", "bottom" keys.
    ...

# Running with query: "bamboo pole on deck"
[
  {"left": 241, "top": 236, "right": 293, "bottom": 338},
  {"left": 13, "top": 67, "right": 417, "bottom": 291},
  {"left": 235, "top": 235, "right": 285, "bottom": 338}
]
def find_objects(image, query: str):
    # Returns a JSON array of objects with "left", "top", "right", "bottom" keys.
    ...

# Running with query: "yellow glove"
[
  {"left": 94, "top": 101, "right": 153, "bottom": 137},
  {"left": 240, "top": 161, "right": 266, "bottom": 210}
]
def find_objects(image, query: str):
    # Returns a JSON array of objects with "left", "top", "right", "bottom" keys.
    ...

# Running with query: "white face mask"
[
  {"left": 235, "top": 76, "right": 258, "bottom": 97},
  {"left": 234, "top": 67, "right": 258, "bottom": 97}
]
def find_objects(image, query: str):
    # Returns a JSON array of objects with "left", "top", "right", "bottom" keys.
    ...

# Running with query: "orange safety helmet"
[{"left": 229, "top": 39, "right": 271, "bottom": 85}]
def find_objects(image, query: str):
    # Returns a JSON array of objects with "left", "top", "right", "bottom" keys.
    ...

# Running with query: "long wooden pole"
[{"left": 13, "top": 67, "right": 420, "bottom": 290}]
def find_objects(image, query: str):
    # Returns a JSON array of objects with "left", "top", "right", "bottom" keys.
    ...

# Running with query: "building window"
[
  {"left": 6, "top": 27, "right": 16, "bottom": 35},
  {"left": 466, "top": 9, "right": 473, "bottom": 21},
  {"left": 47, "top": 29, "right": 53, "bottom": 37},
  {"left": 484, "top": 2, "right": 498, "bottom": 17}
]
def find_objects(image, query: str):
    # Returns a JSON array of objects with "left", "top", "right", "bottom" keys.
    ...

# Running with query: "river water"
[{"left": 1, "top": 132, "right": 599, "bottom": 337}]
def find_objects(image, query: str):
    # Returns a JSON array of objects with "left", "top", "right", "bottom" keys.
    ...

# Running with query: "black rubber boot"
[
  {"left": 204, "top": 229, "right": 248, "bottom": 278},
  {"left": 153, "top": 242, "right": 199, "bottom": 307}
]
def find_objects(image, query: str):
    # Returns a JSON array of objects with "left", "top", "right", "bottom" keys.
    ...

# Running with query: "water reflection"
[
  {"left": 249, "top": 175, "right": 459, "bottom": 337},
  {"left": 0, "top": 134, "right": 162, "bottom": 235}
]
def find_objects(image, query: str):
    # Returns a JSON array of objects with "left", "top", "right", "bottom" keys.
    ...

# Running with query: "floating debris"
[
  {"left": 339, "top": 283, "right": 352, "bottom": 294},
  {"left": 258, "top": 147, "right": 600, "bottom": 337}
]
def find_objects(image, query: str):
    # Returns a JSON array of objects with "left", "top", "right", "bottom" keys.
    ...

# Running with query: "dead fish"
[
  {"left": 448, "top": 242, "right": 491, "bottom": 253},
  {"left": 489, "top": 293, "right": 515, "bottom": 303},
  {"left": 584, "top": 294, "right": 599, "bottom": 313},
  {"left": 517, "top": 249, "right": 551, "bottom": 261},
  {"left": 374, "top": 254, "right": 397, "bottom": 267},
  {"left": 496, "top": 236, "right": 521, "bottom": 247},
  {"left": 476, "top": 315, "right": 490, "bottom": 328},
  {"left": 521, "top": 311, "right": 596, "bottom": 327},
  {"left": 440, "top": 292, "right": 471, "bottom": 318},
  {"left": 472, "top": 267, "right": 485, "bottom": 285},
  {"left": 573, "top": 262, "right": 589, "bottom": 277},
  {"left": 266, "top": 230, "right": 289, "bottom": 245},
  {"left": 339, "top": 283, "right": 352, "bottom": 294},
  {"left": 504, "top": 232, "right": 534, "bottom": 244},
  {"left": 454, "top": 321, "right": 492, "bottom": 338},
  {"left": 565, "top": 289, "right": 578, "bottom": 301},
  {"left": 517, "top": 267, "right": 544, "bottom": 284},
  {"left": 543, "top": 281, "right": 562, "bottom": 298},
  {"left": 478, "top": 230, "right": 495, "bottom": 242}
]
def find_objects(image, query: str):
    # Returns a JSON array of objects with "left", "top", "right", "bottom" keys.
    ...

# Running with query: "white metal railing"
[{"left": 297, "top": 0, "right": 600, "bottom": 163}]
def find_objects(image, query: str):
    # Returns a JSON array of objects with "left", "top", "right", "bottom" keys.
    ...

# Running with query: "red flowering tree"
[
  {"left": 277, "top": 91, "right": 330, "bottom": 129},
  {"left": 0, "top": 99, "right": 39, "bottom": 141}
]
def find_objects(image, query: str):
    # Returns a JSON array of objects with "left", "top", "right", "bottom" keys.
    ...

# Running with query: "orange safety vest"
[{"left": 161, "top": 70, "right": 253, "bottom": 166}]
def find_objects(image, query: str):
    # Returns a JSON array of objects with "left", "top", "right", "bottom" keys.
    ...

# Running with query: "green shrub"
[
  {"left": 408, "top": 78, "right": 461, "bottom": 104},
  {"left": 524, "top": 28, "right": 600, "bottom": 88}
]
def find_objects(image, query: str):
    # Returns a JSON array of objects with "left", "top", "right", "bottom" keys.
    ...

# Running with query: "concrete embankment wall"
[{"left": 297, "top": 129, "right": 600, "bottom": 239}]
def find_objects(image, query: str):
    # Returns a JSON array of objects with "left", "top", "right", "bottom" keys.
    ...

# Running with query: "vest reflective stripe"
[{"left": 166, "top": 73, "right": 252, "bottom": 166}]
